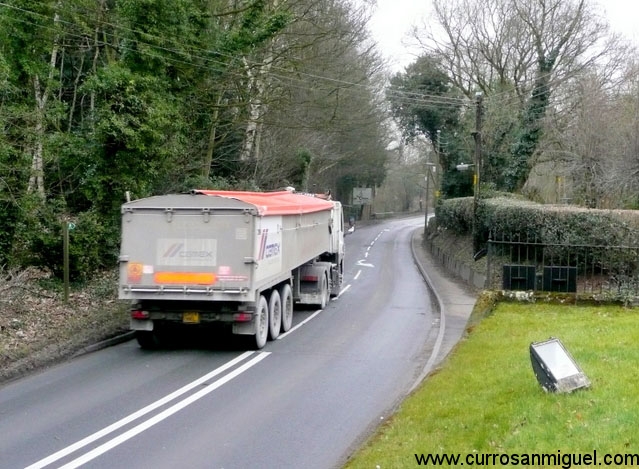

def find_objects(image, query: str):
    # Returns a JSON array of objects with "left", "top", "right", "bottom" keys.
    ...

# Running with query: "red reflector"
[
  {"left": 131, "top": 310, "right": 149, "bottom": 319},
  {"left": 301, "top": 275, "right": 319, "bottom": 282},
  {"left": 233, "top": 312, "right": 252, "bottom": 322},
  {"left": 127, "top": 263, "right": 143, "bottom": 283}
]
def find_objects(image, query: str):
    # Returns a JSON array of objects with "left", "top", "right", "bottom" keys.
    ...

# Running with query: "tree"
[
  {"left": 388, "top": 55, "right": 462, "bottom": 143},
  {"left": 387, "top": 55, "right": 469, "bottom": 197},
  {"left": 0, "top": 0, "right": 392, "bottom": 277},
  {"left": 414, "top": 0, "right": 624, "bottom": 192},
  {"left": 536, "top": 59, "right": 639, "bottom": 208},
  {"left": 235, "top": 0, "right": 390, "bottom": 195},
  {"left": 610, "top": 60, "right": 639, "bottom": 207}
]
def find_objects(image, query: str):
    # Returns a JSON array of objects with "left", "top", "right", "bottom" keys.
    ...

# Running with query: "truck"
[{"left": 118, "top": 189, "right": 345, "bottom": 349}]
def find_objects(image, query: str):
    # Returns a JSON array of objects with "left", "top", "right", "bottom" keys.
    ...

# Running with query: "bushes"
[
  {"left": 9, "top": 197, "right": 119, "bottom": 281},
  {"left": 434, "top": 196, "right": 474, "bottom": 235},
  {"left": 435, "top": 196, "right": 639, "bottom": 276},
  {"left": 437, "top": 197, "right": 639, "bottom": 246},
  {"left": 5, "top": 176, "right": 260, "bottom": 281}
]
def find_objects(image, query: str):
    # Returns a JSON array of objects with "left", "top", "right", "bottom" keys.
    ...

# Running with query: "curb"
[
  {"left": 408, "top": 227, "right": 447, "bottom": 393},
  {"left": 71, "top": 331, "right": 135, "bottom": 358}
]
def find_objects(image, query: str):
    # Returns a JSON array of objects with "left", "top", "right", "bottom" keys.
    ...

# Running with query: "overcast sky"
[{"left": 368, "top": 0, "right": 639, "bottom": 72}]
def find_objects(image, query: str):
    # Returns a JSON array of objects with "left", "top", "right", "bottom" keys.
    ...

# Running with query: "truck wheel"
[
  {"left": 135, "top": 330, "right": 162, "bottom": 349},
  {"left": 319, "top": 274, "right": 329, "bottom": 309},
  {"left": 268, "top": 290, "right": 282, "bottom": 340},
  {"left": 279, "top": 283, "right": 293, "bottom": 333},
  {"left": 254, "top": 295, "right": 269, "bottom": 349}
]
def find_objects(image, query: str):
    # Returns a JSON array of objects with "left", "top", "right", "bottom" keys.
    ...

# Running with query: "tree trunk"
[
  {"left": 27, "top": 5, "right": 61, "bottom": 199},
  {"left": 67, "top": 40, "right": 86, "bottom": 131},
  {"left": 202, "top": 94, "right": 223, "bottom": 179},
  {"left": 240, "top": 40, "right": 275, "bottom": 163},
  {"left": 239, "top": 61, "right": 263, "bottom": 162},
  {"left": 27, "top": 77, "right": 46, "bottom": 199}
]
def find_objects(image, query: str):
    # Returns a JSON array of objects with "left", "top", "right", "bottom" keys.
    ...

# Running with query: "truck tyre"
[
  {"left": 254, "top": 295, "right": 269, "bottom": 349},
  {"left": 268, "top": 290, "right": 282, "bottom": 340},
  {"left": 319, "top": 274, "right": 329, "bottom": 309},
  {"left": 135, "top": 330, "right": 162, "bottom": 349},
  {"left": 279, "top": 283, "right": 293, "bottom": 333}
]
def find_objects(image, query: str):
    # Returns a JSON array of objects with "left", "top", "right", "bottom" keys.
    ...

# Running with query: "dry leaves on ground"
[{"left": 0, "top": 268, "right": 128, "bottom": 383}]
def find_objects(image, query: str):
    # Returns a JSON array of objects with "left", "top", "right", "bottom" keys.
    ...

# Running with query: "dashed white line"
[{"left": 354, "top": 270, "right": 361, "bottom": 280}]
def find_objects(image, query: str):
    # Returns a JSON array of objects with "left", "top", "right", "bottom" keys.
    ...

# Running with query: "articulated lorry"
[{"left": 118, "top": 189, "right": 344, "bottom": 349}]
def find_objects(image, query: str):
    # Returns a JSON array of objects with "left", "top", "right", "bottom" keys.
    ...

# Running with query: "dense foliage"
[{"left": 0, "top": 0, "right": 389, "bottom": 279}]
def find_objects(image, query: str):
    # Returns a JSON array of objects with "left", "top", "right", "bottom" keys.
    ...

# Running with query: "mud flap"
[
  {"left": 130, "top": 318, "right": 154, "bottom": 331},
  {"left": 232, "top": 319, "right": 256, "bottom": 336}
]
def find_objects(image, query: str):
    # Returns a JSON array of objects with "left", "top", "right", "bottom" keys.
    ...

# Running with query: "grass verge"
[{"left": 345, "top": 301, "right": 639, "bottom": 468}]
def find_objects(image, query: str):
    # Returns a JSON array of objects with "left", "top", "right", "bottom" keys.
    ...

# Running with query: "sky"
[{"left": 368, "top": 0, "right": 639, "bottom": 72}]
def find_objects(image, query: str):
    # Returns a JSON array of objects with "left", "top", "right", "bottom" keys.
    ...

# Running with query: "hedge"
[
  {"left": 436, "top": 197, "right": 639, "bottom": 247},
  {"left": 435, "top": 197, "right": 639, "bottom": 277}
]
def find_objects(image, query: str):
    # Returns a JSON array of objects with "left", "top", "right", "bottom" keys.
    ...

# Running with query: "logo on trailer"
[
  {"left": 163, "top": 243, "right": 184, "bottom": 258},
  {"left": 258, "top": 229, "right": 281, "bottom": 260},
  {"left": 157, "top": 239, "right": 217, "bottom": 266},
  {"left": 255, "top": 219, "right": 282, "bottom": 279},
  {"left": 258, "top": 229, "right": 268, "bottom": 260},
  {"left": 163, "top": 243, "right": 213, "bottom": 259}
]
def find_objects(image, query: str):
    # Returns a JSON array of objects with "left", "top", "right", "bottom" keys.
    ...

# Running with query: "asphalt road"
[{"left": 0, "top": 215, "right": 436, "bottom": 469}]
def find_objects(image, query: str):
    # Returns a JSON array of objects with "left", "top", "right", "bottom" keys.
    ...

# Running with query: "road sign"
[{"left": 352, "top": 187, "right": 372, "bottom": 205}]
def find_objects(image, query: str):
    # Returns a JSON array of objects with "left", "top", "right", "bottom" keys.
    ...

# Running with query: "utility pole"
[
  {"left": 472, "top": 92, "right": 483, "bottom": 255},
  {"left": 435, "top": 129, "right": 441, "bottom": 200},
  {"left": 423, "top": 170, "right": 430, "bottom": 235},
  {"left": 423, "top": 130, "right": 441, "bottom": 236}
]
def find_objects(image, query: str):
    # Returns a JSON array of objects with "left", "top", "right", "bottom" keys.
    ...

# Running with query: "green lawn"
[{"left": 345, "top": 302, "right": 639, "bottom": 468}]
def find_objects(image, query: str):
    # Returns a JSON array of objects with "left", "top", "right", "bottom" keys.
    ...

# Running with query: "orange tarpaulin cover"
[{"left": 193, "top": 190, "right": 334, "bottom": 216}]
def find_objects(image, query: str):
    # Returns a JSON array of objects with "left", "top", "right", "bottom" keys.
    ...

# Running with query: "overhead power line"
[{"left": 0, "top": 1, "right": 471, "bottom": 109}]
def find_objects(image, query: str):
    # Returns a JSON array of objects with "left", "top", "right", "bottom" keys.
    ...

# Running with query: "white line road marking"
[
  {"left": 357, "top": 259, "right": 374, "bottom": 268},
  {"left": 277, "top": 309, "right": 323, "bottom": 340},
  {"left": 56, "top": 353, "right": 271, "bottom": 469},
  {"left": 335, "top": 284, "right": 351, "bottom": 298},
  {"left": 25, "top": 351, "right": 258, "bottom": 469},
  {"left": 354, "top": 270, "right": 361, "bottom": 280}
]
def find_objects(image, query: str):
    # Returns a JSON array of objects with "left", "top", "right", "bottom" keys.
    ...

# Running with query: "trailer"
[{"left": 118, "top": 189, "right": 344, "bottom": 349}]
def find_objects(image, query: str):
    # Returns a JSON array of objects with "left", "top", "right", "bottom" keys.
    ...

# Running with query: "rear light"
[
  {"left": 131, "top": 310, "right": 150, "bottom": 319},
  {"left": 233, "top": 312, "right": 252, "bottom": 322},
  {"left": 301, "top": 275, "right": 319, "bottom": 282}
]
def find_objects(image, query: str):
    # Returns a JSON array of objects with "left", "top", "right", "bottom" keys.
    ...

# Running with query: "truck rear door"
[{"left": 119, "top": 200, "right": 254, "bottom": 299}]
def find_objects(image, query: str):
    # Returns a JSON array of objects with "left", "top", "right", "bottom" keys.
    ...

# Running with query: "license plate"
[{"left": 183, "top": 312, "right": 200, "bottom": 324}]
